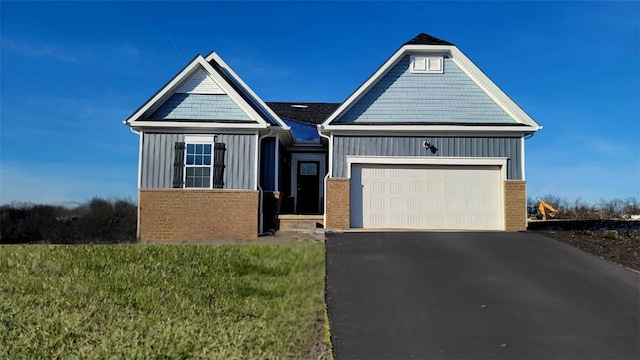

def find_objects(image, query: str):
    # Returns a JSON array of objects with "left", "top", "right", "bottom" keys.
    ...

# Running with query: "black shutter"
[
  {"left": 173, "top": 142, "right": 186, "bottom": 188},
  {"left": 213, "top": 142, "right": 226, "bottom": 189}
]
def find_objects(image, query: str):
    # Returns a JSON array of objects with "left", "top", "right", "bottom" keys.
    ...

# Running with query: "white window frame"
[
  {"left": 410, "top": 55, "right": 444, "bottom": 74},
  {"left": 183, "top": 135, "right": 215, "bottom": 189}
]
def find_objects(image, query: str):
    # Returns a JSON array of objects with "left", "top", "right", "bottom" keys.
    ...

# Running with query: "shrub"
[{"left": 0, "top": 197, "right": 137, "bottom": 244}]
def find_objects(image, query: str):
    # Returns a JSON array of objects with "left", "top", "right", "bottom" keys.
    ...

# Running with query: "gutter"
[
  {"left": 318, "top": 125, "right": 332, "bottom": 229},
  {"left": 126, "top": 123, "right": 143, "bottom": 240},
  {"left": 257, "top": 126, "right": 273, "bottom": 235}
]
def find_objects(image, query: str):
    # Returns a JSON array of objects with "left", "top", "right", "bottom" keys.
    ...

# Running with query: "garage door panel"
[{"left": 350, "top": 164, "right": 503, "bottom": 230}]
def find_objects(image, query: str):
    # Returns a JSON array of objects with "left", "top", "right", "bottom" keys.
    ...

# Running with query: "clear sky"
[{"left": 1, "top": 1, "right": 638, "bottom": 206}]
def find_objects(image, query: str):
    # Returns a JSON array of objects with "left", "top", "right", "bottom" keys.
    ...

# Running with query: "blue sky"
[{"left": 1, "top": 1, "right": 638, "bottom": 206}]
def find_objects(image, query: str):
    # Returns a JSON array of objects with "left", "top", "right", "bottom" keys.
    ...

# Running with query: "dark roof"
[
  {"left": 266, "top": 102, "right": 341, "bottom": 124},
  {"left": 403, "top": 33, "right": 454, "bottom": 46}
]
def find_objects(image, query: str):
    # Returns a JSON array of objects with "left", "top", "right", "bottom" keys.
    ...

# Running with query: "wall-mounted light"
[{"left": 422, "top": 140, "right": 438, "bottom": 154}]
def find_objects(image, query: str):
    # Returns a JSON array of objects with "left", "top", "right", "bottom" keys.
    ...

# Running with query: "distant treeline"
[
  {"left": 528, "top": 196, "right": 640, "bottom": 220},
  {"left": 1, "top": 198, "right": 137, "bottom": 244}
]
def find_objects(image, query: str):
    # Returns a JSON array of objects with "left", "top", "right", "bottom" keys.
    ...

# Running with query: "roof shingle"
[
  {"left": 403, "top": 33, "right": 454, "bottom": 46},
  {"left": 266, "top": 102, "right": 340, "bottom": 124}
]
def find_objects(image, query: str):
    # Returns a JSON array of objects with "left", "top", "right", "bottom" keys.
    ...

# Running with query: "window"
[
  {"left": 173, "top": 136, "right": 226, "bottom": 189},
  {"left": 410, "top": 55, "right": 444, "bottom": 74},
  {"left": 185, "top": 143, "right": 212, "bottom": 188}
]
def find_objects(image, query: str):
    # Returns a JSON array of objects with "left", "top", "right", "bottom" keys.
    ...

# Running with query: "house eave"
[
  {"left": 319, "top": 124, "right": 541, "bottom": 134},
  {"left": 128, "top": 120, "right": 268, "bottom": 130}
]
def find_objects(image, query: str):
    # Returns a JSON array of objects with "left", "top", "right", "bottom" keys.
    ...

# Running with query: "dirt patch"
[
  {"left": 540, "top": 229, "right": 640, "bottom": 272},
  {"left": 308, "top": 309, "right": 330, "bottom": 360}
]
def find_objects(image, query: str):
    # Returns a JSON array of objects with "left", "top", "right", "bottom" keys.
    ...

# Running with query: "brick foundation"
[
  {"left": 325, "top": 178, "right": 350, "bottom": 230},
  {"left": 138, "top": 189, "right": 259, "bottom": 242},
  {"left": 504, "top": 180, "right": 527, "bottom": 231}
]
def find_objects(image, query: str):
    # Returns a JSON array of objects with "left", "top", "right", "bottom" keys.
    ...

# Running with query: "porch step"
[{"left": 278, "top": 214, "right": 324, "bottom": 230}]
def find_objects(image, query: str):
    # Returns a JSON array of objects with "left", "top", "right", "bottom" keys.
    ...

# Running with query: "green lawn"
[{"left": 0, "top": 244, "right": 325, "bottom": 359}]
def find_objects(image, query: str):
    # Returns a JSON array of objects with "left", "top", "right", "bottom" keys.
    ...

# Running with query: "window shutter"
[
  {"left": 213, "top": 142, "right": 226, "bottom": 188},
  {"left": 173, "top": 142, "right": 186, "bottom": 188}
]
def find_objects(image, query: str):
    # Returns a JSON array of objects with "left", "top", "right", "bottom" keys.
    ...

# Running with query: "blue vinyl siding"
[
  {"left": 332, "top": 136, "right": 522, "bottom": 180},
  {"left": 141, "top": 132, "right": 256, "bottom": 189},
  {"left": 149, "top": 93, "right": 253, "bottom": 121},
  {"left": 336, "top": 56, "right": 516, "bottom": 124},
  {"left": 260, "top": 137, "right": 276, "bottom": 191}
]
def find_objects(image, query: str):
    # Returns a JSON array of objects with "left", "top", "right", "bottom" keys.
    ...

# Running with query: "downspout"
[
  {"left": 257, "top": 126, "right": 273, "bottom": 235},
  {"left": 128, "top": 126, "right": 143, "bottom": 240},
  {"left": 318, "top": 125, "right": 332, "bottom": 229}
]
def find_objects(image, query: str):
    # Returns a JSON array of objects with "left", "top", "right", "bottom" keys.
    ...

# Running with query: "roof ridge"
[{"left": 403, "top": 33, "right": 454, "bottom": 46}]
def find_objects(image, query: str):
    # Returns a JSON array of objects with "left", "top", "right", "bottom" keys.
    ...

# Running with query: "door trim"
[
  {"left": 291, "top": 153, "right": 326, "bottom": 213},
  {"left": 346, "top": 156, "right": 508, "bottom": 180}
]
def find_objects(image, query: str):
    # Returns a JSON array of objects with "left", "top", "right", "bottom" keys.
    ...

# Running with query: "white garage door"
[{"left": 350, "top": 164, "right": 503, "bottom": 230}]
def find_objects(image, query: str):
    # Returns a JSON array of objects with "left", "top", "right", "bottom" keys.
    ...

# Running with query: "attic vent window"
[{"left": 410, "top": 55, "right": 444, "bottom": 74}]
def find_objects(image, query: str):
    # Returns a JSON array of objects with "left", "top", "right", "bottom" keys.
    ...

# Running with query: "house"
[{"left": 124, "top": 33, "right": 541, "bottom": 242}]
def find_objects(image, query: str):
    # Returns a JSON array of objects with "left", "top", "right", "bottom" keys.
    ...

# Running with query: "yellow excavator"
[{"left": 527, "top": 199, "right": 560, "bottom": 221}]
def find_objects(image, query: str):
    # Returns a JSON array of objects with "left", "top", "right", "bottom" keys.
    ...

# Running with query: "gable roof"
[
  {"left": 206, "top": 52, "right": 289, "bottom": 130},
  {"left": 321, "top": 33, "right": 542, "bottom": 133},
  {"left": 266, "top": 102, "right": 341, "bottom": 124},
  {"left": 125, "top": 53, "right": 289, "bottom": 130}
]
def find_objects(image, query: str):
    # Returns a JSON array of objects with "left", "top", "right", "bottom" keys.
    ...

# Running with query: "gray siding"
[
  {"left": 142, "top": 133, "right": 256, "bottom": 189},
  {"left": 337, "top": 56, "right": 516, "bottom": 124},
  {"left": 149, "top": 93, "right": 253, "bottom": 121},
  {"left": 333, "top": 136, "right": 522, "bottom": 180}
]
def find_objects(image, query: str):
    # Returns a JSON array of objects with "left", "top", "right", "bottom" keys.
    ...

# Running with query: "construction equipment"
[{"left": 528, "top": 199, "right": 560, "bottom": 221}]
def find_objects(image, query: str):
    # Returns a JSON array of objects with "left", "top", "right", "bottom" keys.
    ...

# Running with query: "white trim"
[
  {"left": 184, "top": 135, "right": 215, "bottom": 143},
  {"left": 274, "top": 134, "right": 280, "bottom": 190},
  {"left": 321, "top": 49, "right": 407, "bottom": 127},
  {"left": 318, "top": 130, "right": 332, "bottom": 227},
  {"left": 321, "top": 43, "right": 542, "bottom": 131},
  {"left": 253, "top": 131, "right": 260, "bottom": 190},
  {"left": 128, "top": 121, "right": 266, "bottom": 130},
  {"left": 321, "top": 129, "right": 528, "bottom": 138},
  {"left": 125, "top": 55, "right": 272, "bottom": 129},
  {"left": 205, "top": 52, "right": 291, "bottom": 131},
  {"left": 410, "top": 55, "right": 444, "bottom": 74},
  {"left": 176, "top": 68, "right": 225, "bottom": 94},
  {"left": 520, "top": 136, "right": 526, "bottom": 181},
  {"left": 134, "top": 129, "right": 143, "bottom": 189},
  {"left": 183, "top": 140, "right": 215, "bottom": 189},
  {"left": 345, "top": 156, "right": 508, "bottom": 181},
  {"left": 135, "top": 127, "right": 261, "bottom": 135},
  {"left": 321, "top": 124, "right": 537, "bottom": 133}
]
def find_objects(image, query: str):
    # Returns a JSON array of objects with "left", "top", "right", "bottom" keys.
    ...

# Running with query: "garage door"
[{"left": 350, "top": 164, "right": 503, "bottom": 230}]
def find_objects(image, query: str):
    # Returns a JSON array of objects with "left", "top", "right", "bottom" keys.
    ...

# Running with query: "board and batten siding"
[
  {"left": 333, "top": 136, "right": 522, "bottom": 180},
  {"left": 141, "top": 133, "right": 256, "bottom": 189}
]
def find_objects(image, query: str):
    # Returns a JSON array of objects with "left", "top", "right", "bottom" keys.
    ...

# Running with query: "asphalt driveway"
[{"left": 325, "top": 232, "right": 639, "bottom": 359}]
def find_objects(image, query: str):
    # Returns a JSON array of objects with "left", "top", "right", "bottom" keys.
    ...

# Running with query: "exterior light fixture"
[{"left": 423, "top": 140, "right": 438, "bottom": 154}]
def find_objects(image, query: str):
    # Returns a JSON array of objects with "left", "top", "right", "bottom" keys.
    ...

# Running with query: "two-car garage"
[{"left": 348, "top": 158, "right": 507, "bottom": 231}]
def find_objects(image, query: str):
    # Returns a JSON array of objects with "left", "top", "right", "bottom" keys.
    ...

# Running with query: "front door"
[{"left": 296, "top": 161, "right": 320, "bottom": 214}]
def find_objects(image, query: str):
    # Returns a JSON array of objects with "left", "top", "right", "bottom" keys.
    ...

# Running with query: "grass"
[{"left": 0, "top": 244, "right": 325, "bottom": 359}]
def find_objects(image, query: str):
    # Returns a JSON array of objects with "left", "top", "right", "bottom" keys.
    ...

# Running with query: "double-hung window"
[
  {"left": 173, "top": 135, "right": 225, "bottom": 189},
  {"left": 185, "top": 143, "right": 212, "bottom": 188}
]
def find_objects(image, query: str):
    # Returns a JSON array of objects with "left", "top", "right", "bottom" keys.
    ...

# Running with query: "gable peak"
[{"left": 404, "top": 33, "right": 454, "bottom": 46}]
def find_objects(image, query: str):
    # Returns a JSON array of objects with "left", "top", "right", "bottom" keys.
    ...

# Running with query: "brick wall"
[
  {"left": 504, "top": 180, "right": 527, "bottom": 231},
  {"left": 325, "top": 178, "right": 350, "bottom": 230},
  {"left": 138, "top": 189, "right": 259, "bottom": 242}
]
